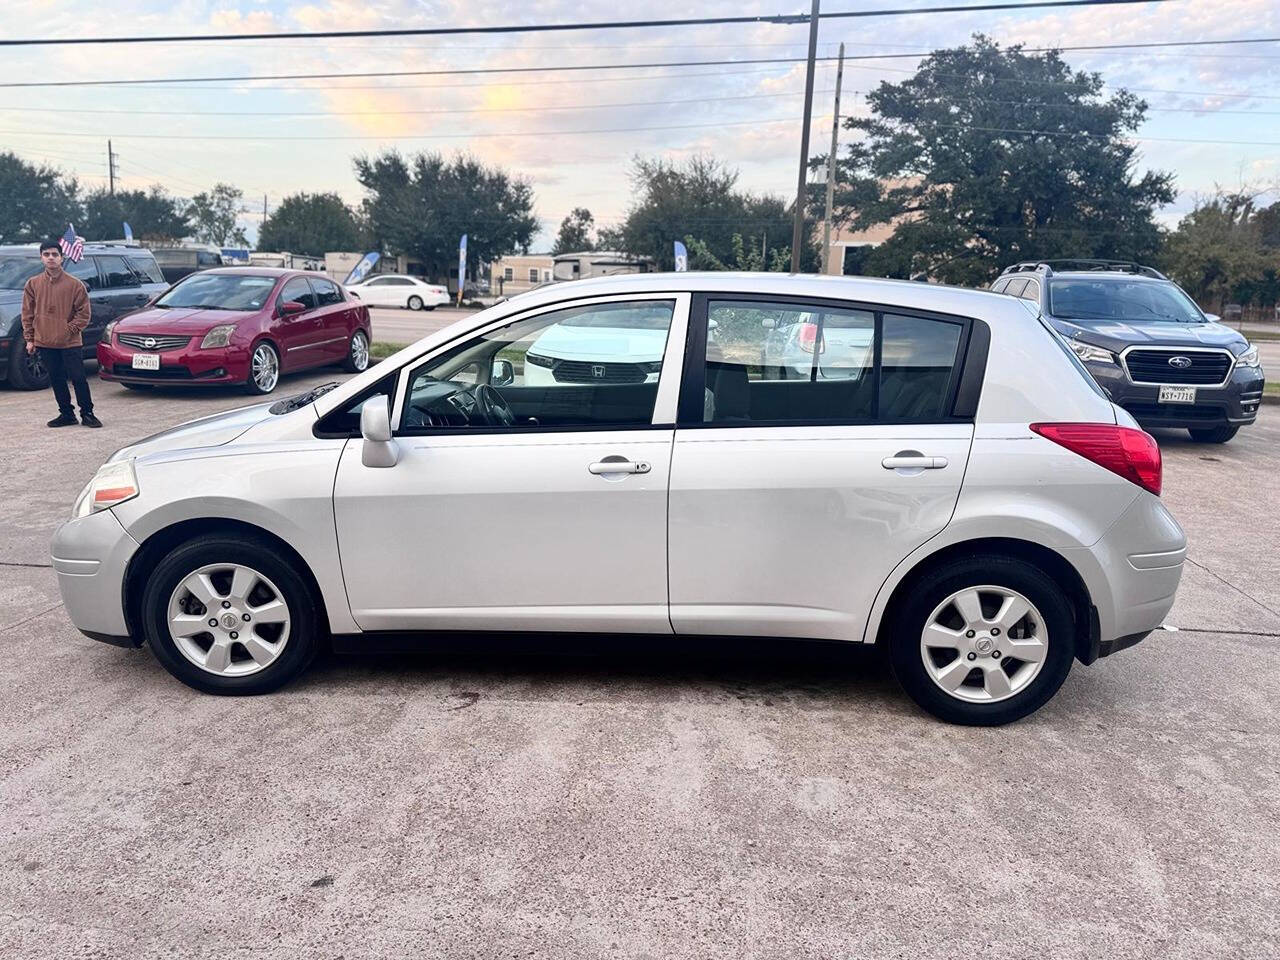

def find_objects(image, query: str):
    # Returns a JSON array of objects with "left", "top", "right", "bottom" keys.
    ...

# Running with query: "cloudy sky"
[{"left": 2, "top": 0, "right": 1277, "bottom": 248}]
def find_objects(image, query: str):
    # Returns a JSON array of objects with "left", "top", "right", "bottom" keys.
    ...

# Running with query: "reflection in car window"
[
  {"left": 310, "top": 277, "right": 343, "bottom": 307},
  {"left": 401, "top": 300, "right": 675, "bottom": 432},
  {"left": 156, "top": 274, "right": 278, "bottom": 310},
  {"left": 97, "top": 255, "right": 138, "bottom": 288},
  {"left": 279, "top": 277, "right": 317, "bottom": 310},
  {"left": 127, "top": 257, "right": 165, "bottom": 284},
  {"left": 1049, "top": 279, "right": 1205, "bottom": 323},
  {"left": 0, "top": 257, "right": 44, "bottom": 289},
  {"left": 65, "top": 258, "right": 101, "bottom": 290},
  {"left": 698, "top": 300, "right": 963, "bottom": 424}
]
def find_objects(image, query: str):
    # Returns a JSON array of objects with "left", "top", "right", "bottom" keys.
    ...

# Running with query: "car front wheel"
[
  {"left": 245, "top": 342, "right": 280, "bottom": 394},
  {"left": 141, "top": 535, "right": 321, "bottom": 694},
  {"left": 887, "top": 555, "right": 1076, "bottom": 725},
  {"left": 1188, "top": 425, "right": 1238, "bottom": 444}
]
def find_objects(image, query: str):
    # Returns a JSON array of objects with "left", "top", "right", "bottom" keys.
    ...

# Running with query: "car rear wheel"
[
  {"left": 407, "top": 295, "right": 424, "bottom": 311},
  {"left": 7, "top": 339, "right": 49, "bottom": 390},
  {"left": 887, "top": 555, "right": 1076, "bottom": 725},
  {"left": 1188, "top": 425, "right": 1238, "bottom": 444},
  {"left": 141, "top": 535, "right": 321, "bottom": 695},
  {"left": 245, "top": 342, "right": 280, "bottom": 394},
  {"left": 341, "top": 330, "right": 370, "bottom": 372}
]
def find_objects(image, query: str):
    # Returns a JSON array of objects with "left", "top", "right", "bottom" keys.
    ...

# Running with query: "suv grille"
[
  {"left": 552, "top": 360, "right": 647, "bottom": 384},
  {"left": 119, "top": 333, "right": 192, "bottom": 351},
  {"left": 1124, "top": 349, "right": 1232, "bottom": 385}
]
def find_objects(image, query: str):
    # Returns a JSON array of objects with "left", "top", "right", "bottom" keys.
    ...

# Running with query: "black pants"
[{"left": 38, "top": 346, "right": 93, "bottom": 417}]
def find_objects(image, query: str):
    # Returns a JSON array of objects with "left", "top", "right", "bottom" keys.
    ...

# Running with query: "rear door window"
[
  {"left": 66, "top": 258, "right": 102, "bottom": 290},
  {"left": 1003, "top": 278, "right": 1028, "bottom": 298},
  {"left": 126, "top": 256, "right": 164, "bottom": 284},
  {"left": 309, "top": 277, "right": 344, "bottom": 306},
  {"left": 97, "top": 255, "right": 139, "bottom": 288}
]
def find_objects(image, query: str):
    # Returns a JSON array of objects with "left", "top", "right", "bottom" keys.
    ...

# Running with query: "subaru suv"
[
  {"left": 992, "top": 260, "right": 1263, "bottom": 443},
  {"left": 51, "top": 273, "right": 1185, "bottom": 725}
]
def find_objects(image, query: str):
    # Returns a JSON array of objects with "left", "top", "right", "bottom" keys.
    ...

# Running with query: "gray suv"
[
  {"left": 992, "top": 261, "right": 1264, "bottom": 443},
  {"left": 0, "top": 243, "right": 168, "bottom": 390}
]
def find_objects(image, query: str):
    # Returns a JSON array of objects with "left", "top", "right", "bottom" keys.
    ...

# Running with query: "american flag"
[{"left": 59, "top": 224, "right": 84, "bottom": 263}]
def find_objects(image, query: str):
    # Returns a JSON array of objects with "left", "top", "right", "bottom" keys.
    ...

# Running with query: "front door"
[
  {"left": 333, "top": 293, "right": 688, "bottom": 634},
  {"left": 275, "top": 276, "right": 323, "bottom": 369},
  {"left": 307, "top": 276, "right": 355, "bottom": 363},
  {"left": 668, "top": 295, "right": 977, "bottom": 642}
]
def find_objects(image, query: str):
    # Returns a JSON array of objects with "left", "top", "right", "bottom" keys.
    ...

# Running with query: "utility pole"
[
  {"left": 790, "top": 0, "right": 821, "bottom": 274},
  {"left": 107, "top": 140, "right": 116, "bottom": 195},
  {"left": 822, "top": 43, "right": 845, "bottom": 275},
  {"left": 263, "top": 194, "right": 268, "bottom": 221}
]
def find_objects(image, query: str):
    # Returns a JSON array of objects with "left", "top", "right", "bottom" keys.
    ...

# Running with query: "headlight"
[
  {"left": 200, "top": 324, "right": 237, "bottom": 349},
  {"left": 525, "top": 352, "right": 554, "bottom": 368},
  {"left": 102, "top": 320, "right": 118, "bottom": 342},
  {"left": 73, "top": 459, "right": 139, "bottom": 519},
  {"left": 1070, "top": 341, "right": 1116, "bottom": 364},
  {"left": 1237, "top": 344, "right": 1260, "bottom": 368}
]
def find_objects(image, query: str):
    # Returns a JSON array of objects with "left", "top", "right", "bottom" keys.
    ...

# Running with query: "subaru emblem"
[
  {"left": 143, "top": 337, "right": 157, "bottom": 350},
  {"left": 1168, "top": 355, "right": 1192, "bottom": 369},
  {"left": 592, "top": 364, "right": 606, "bottom": 378}
]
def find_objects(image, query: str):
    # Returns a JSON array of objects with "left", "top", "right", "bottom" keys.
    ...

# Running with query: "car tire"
[
  {"left": 886, "top": 554, "right": 1076, "bottom": 726},
  {"left": 341, "top": 330, "right": 370, "bottom": 373},
  {"left": 244, "top": 341, "right": 280, "bottom": 395},
  {"left": 407, "top": 295, "right": 424, "bottom": 311},
  {"left": 141, "top": 534, "right": 321, "bottom": 695},
  {"left": 7, "top": 338, "right": 49, "bottom": 390},
  {"left": 1188, "top": 425, "right": 1238, "bottom": 444}
]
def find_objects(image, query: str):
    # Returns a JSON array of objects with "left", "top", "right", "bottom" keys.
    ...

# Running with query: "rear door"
[
  {"left": 125, "top": 253, "right": 169, "bottom": 304},
  {"left": 668, "top": 294, "right": 980, "bottom": 642},
  {"left": 96, "top": 254, "right": 151, "bottom": 329},
  {"left": 307, "top": 276, "right": 354, "bottom": 362}
]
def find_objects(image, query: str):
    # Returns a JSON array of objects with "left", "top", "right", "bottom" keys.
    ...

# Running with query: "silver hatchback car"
[{"left": 53, "top": 274, "right": 1186, "bottom": 724}]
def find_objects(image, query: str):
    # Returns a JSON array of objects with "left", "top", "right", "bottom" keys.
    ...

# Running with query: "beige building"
[
  {"left": 490, "top": 254, "right": 554, "bottom": 295},
  {"left": 816, "top": 220, "right": 899, "bottom": 276}
]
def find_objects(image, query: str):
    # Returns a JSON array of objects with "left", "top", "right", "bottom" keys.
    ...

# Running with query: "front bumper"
[
  {"left": 97, "top": 337, "right": 249, "bottom": 386},
  {"left": 51, "top": 508, "right": 141, "bottom": 645},
  {"left": 1084, "top": 360, "right": 1264, "bottom": 430}
]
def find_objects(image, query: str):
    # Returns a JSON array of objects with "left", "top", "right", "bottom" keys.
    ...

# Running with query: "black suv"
[
  {"left": 992, "top": 260, "right": 1264, "bottom": 443},
  {"left": 0, "top": 243, "right": 168, "bottom": 390}
]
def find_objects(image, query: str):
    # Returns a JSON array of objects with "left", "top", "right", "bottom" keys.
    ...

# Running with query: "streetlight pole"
[
  {"left": 790, "top": 0, "right": 821, "bottom": 274},
  {"left": 822, "top": 43, "right": 845, "bottom": 275}
]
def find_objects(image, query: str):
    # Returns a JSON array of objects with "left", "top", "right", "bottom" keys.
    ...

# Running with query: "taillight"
[
  {"left": 794, "top": 322, "right": 825, "bottom": 353},
  {"left": 1030, "top": 422, "right": 1162, "bottom": 495}
]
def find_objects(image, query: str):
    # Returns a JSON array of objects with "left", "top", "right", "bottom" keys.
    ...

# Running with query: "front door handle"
[
  {"left": 588, "top": 459, "right": 651, "bottom": 476},
  {"left": 881, "top": 455, "right": 948, "bottom": 470}
]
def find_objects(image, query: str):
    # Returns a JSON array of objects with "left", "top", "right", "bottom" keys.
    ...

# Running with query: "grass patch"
[
  {"left": 370, "top": 341, "right": 408, "bottom": 360},
  {"left": 1265, "top": 381, "right": 1280, "bottom": 397},
  {"left": 1245, "top": 330, "right": 1280, "bottom": 341}
]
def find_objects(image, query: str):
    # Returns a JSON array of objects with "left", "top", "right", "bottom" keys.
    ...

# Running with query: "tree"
[
  {"left": 613, "top": 155, "right": 815, "bottom": 271},
  {"left": 355, "top": 151, "right": 537, "bottom": 282},
  {"left": 0, "top": 152, "right": 81, "bottom": 244},
  {"left": 82, "top": 186, "right": 189, "bottom": 241},
  {"left": 552, "top": 207, "right": 595, "bottom": 255},
  {"left": 825, "top": 35, "right": 1175, "bottom": 285},
  {"left": 257, "top": 192, "right": 364, "bottom": 255},
  {"left": 186, "top": 183, "right": 248, "bottom": 246},
  {"left": 682, "top": 233, "right": 790, "bottom": 272},
  {"left": 1163, "top": 193, "right": 1278, "bottom": 312}
]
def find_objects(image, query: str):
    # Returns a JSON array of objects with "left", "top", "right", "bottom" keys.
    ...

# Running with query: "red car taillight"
[
  {"left": 794, "top": 321, "right": 825, "bottom": 353},
  {"left": 1030, "top": 422, "right": 1162, "bottom": 496}
]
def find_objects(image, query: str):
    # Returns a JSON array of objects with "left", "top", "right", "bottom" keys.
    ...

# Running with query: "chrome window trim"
[{"left": 1118, "top": 344, "right": 1237, "bottom": 388}]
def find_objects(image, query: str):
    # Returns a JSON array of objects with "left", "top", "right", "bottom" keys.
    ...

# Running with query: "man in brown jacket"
[{"left": 22, "top": 239, "right": 101, "bottom": 428}]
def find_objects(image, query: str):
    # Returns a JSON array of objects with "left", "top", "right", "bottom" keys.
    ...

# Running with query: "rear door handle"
[
  {"left": 881, "top": 455, "right": 948, "bottom": 470},
  {"left": 588, "top": 459, "right": 651, "bottom": 476}
]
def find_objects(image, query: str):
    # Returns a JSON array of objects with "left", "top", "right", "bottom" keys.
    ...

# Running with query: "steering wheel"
[{"left": 473, "top": 384, "right": 515, "bottom": 427}]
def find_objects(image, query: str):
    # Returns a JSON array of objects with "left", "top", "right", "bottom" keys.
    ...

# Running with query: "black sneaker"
[
  {"left": 80, "top": 413, "right": 103, "bottom": 428},
  {"left": 47, "top": 414, "right": 77, "bottom": 427}
]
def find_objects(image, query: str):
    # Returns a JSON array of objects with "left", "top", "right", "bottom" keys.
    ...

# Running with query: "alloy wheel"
[
  {"left": 166, "top": 563, "right": 291, "bottom": 677},
  {"left": 919, "top": 585, "right": 1048, "bottom": 703},
  {"left": 350, "top": 331, "right": 369, "bottom": 370},
  {"left": 251, "top": 343, "right": 279, "bottom": 392}
]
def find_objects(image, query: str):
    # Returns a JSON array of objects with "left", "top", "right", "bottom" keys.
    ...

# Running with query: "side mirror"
[
  {"left": 1204, "top": 313, "right": 1220, "bottom": 323},
  {"left": 279, "top": 300, "right": 306, "bottom": 316},
  {"left": 491, "top": 358, "right": 515, "bottom": 387},
  {"left": 360, "top": 396, "right": 398, "bottom": 468}
]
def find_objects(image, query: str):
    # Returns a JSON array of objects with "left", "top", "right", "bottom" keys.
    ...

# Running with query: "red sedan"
[{"left": 97, "top": 267, "right": 372, "bottom": 394}]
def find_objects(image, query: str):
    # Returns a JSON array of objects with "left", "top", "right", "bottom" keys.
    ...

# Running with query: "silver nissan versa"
[{"left": 52, "top": 273, "right": 1186, "bottom": 724}]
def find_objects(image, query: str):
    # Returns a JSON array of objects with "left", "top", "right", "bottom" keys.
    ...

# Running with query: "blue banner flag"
[
  {"left": 343, "top": 251, "right": 381, "bottom": 286},
  {"left": 456, "top": 234, "right": 468, "bottom": 305},
  {"left": 673, "top": 240, "right": 688, "bottom": 272},
  {"left": 122, "top": 221, "right": 133, "bottom": 242}
]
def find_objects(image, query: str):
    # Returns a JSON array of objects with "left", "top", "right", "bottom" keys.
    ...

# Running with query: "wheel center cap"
[
  {"left": 220, "top": 612, "right": 240, "bottom": 630},
  {"left": 975, "top": 637, "right": 993, "bottom": 653}
]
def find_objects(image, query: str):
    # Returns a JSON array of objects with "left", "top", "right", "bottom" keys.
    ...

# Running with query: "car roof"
[
  {"left": 0, "top": 243, "right": 156, "bottom": 256},
  {"left": 197, "top": 266, "right": 330, "bottom": 280},
  {"left": 1044, "top": 271, "right": 1167, "bottom": 282}
]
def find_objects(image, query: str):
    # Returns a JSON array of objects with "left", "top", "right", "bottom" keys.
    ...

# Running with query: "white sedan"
[{"left": 346, "top": 274, "right": 448, "bottom": 310}]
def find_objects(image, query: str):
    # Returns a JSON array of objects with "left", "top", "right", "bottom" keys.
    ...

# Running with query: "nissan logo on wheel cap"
[{"left": 1168, "top": 355, "right": 1193, "bottom": 368}]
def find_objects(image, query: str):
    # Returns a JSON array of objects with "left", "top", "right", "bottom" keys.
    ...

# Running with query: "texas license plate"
[
  {"left": 1158, "top": 385, "right": 1196, "bottom": 404},
  {"left": 131, "top": 353, "right": 160, "bottom": 371}
]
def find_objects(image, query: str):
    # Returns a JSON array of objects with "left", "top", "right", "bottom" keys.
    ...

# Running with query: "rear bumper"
[
  {"left": 97, "top": 338, "right": 249, "bottom": 386},
  {"left": 1084, "top": 361, "right": 1264, "bottom": 429},
  {"left": 51, "top": 508, "right": 140, "bottom": 643}
]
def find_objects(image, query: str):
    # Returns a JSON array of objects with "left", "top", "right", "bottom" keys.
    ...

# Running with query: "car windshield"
[
  {"left": 557, "top": 302, "right": 671, "bottom": 329},
  {"left": 0, "top": 256, "right": 43, "bottom": 290},
  {"left": 1049, "top": 279, "right": 1206, "bottom": 323},
  {"left": 155, "top": 274, "right": 278, "bottom": 310}
]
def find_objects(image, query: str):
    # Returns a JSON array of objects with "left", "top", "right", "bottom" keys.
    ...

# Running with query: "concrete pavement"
[{"left": 1, "top": 373, "right": 1278, "bottom": 959}]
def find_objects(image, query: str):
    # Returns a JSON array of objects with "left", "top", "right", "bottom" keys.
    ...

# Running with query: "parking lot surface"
[{"left": 1, "top": 372, "right": 1278, "bottom": 958}]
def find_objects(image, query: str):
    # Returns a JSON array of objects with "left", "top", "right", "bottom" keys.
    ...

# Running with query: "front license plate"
[
  {"left": 1158, "top": 385, "right": 1196, "bottom": 404},
  {"left": 131, "top": 353, "right": 160, "bottom": 371}
]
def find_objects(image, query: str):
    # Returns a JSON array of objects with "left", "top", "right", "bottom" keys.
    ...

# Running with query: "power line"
[{"left": 0, "top": 1, "right": 1178, "bottom": 47}]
